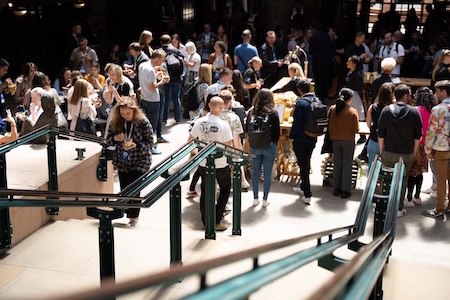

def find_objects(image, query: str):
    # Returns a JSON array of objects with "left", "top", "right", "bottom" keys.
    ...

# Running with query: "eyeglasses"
[{"left": 387, "top": 49, "right": 391, "bottom": 57}]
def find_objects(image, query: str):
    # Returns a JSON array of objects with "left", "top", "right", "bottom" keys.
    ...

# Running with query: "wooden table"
[
  {"left": 270, "top": 77, "right": 314, "bottom": 92},
  {"left": 397, "top": 77, "right": 431, "bottom": 87}
]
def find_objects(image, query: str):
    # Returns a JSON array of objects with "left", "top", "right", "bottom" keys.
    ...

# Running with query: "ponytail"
[{"left": 335, "top": 97, "right": 346, "bottom": 115}]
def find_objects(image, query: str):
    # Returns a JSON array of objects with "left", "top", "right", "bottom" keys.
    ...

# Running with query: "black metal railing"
[
  {"left": 55, "top": 157, "right": 404, "bottom": 300},
  {"left": 0, "top": 125, "right": 251, "bottom": 287}
]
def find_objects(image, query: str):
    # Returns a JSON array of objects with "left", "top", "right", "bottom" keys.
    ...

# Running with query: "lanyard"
[{"left": 124, "top": 121, "right": 134, "bottom": 141}]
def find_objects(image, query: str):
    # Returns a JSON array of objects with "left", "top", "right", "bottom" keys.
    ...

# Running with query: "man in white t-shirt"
[
  {"left": 378, "top": 32, "right": 405, "bottom": 76},
  {"left": 188, "top": 96, "right": 233, "bottom": 231}
]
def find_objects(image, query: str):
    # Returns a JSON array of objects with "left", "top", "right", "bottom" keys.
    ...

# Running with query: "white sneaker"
[
  {"left": 129, "top": 218, "right": 139, "bottom": 227},
  {"left": 397, "top": 209, "right": 406, "bottom": 218},
  {"left": 301, "top": 196, "right": 311, "bottom": 204},
  {"left": 404, "top": 200, "right": 415, "bottom": 207},
  {"left": 430, "top": 191, "right": 437, "bottom": 198},
  {"left": 293, "top": 187, "right": 304, "bottom": 195},
  {"left": 253, "top": 199, "right": 260, "bottom": 206},
  {"left": 422, "top": 187, "right": 436, "bottom": 194},
  {"left": 413, "top": 197, "right": 422, "bottom": 205},
  {"left": 262, "top": 200, "right": 270, "bottom": 208}
]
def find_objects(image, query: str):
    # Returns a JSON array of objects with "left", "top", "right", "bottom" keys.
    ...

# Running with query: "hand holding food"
[{"left": 123, "top": 138, "right": 136, "bottom": 150}]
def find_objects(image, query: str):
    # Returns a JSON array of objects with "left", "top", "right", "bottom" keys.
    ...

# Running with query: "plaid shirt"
[{"left": 107, "top": 118, "right": 153, "bottom": 173}]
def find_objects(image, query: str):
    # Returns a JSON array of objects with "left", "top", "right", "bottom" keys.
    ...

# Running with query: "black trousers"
[
  {"left": 312, "top": 63, "right": 333, "bottom": 100},
  {"left": 118, "top": 169, "right": 146, "bottom": 219},
  {"left": 293, "top": 142, "right": 315, "bottom": 198},
  {"left": 198, "top": 165, "right": 231, "bottom": 225}
]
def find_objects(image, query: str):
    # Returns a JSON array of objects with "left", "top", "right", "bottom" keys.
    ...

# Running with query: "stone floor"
[{"left": 0, "top": 118, "right": 449, "bottom": 299}]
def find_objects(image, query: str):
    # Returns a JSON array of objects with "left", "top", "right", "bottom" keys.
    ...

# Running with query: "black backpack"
[
  {"left": 304, "top": 96, "right": 328, "bottom": 136},
  {"left": 247, "top": 112, "right": 272, "bottom": 149},
  {"left": 182, "top": 81, "right": 200, "bottom": 111},
  {"left": 165, "top": 48, "right": 183, "bottom": 82}
]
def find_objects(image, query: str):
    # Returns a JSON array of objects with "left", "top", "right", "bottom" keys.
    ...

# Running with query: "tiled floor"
[{"left": 0, "top": 119, "right": 449, "bottom": 299}]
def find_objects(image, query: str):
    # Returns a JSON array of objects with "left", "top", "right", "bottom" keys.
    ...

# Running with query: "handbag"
[
  {"left": 55, "top": 105, "right": 68, "bottom": 128},
  {"left": 321, "top": 131, "right": 333, "bottom": 154},
  {"left": 75, "top": 100, "right": 96, "bottom": 135}
]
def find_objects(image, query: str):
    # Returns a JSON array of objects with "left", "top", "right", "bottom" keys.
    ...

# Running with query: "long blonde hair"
[
  {"left": 198, "top": 63, "right": 212, "bottom": 85},
  {"left": 69, "top": 79, "right": 89, "bottom": 105},
  {"left": 432, "top": 49, "right": 450, "bottom": 82},
  {"left": 288, "top": 62, "right": 306, "bottom": 79},
  {"left": 139, "top": 30, "right": 153, "bottom": 57},
  {"left": 110, "top": 96, "right": 147, "bottom": 133}
]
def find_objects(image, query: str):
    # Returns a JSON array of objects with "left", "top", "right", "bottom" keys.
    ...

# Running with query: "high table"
[
  {"left": 277, "top": 122, "right": 369, "bottom": 178},
  {"left": 397, "top": 77, "right": 431, "bottom": 87}
]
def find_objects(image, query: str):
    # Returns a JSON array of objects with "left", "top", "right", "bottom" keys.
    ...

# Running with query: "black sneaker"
[
  {"left": 357, "top": 135, "right": 366, "bottom": 144},
  {"left": 422, "top": 209, "right": 444, "bottom": 219},
  {"left": 333, "top": 189, "right": 342, "bottom": 196},
  {"left": 341, "top": 191, "right": 351, "bottom": 199}
]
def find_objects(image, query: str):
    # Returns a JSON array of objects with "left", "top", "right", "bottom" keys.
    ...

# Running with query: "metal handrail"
[
  {"left": 308, "top": 158, "right": 404, "bottom": 300},
  {"left": 57, "top": 159, "right": 385, "bottom": 300},
  {"left": 0, "top": 140, "right": 248, "bottom": 208},
  {"left": 0, "top": 125, "right": 106, "bottom": 154}
]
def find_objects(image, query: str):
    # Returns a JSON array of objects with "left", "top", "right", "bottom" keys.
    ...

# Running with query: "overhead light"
[
  {"left": 7, "top": 2, "right": 13, "bottom": 8},
  {"left": 73, "top": 1, "right": 85, "bottom": 8},
  {"left": 13, "top": 7, "right": 28, "bottom": 16}
]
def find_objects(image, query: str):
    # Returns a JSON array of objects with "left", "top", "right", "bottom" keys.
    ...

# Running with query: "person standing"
[
  {"left": 233, "top": 29, "right": 259, "bottom": 75},
  {"left": 405, "top": 87, "right": 434, "bottom": 207},
  {"left": 69, "top": 37, "right": 99, "bottom": 75},
  {"left": 422, "top": 80, "right": 450, "bottom": 218},
  {"left": 344, "top": 55, "right": 366, "bottom": 144},
  {"left": 0, "top": 58, "right": 12, "bottom": 116},
  {"left": 196, "top": 23, "right": 218, "bottom": 64},
  {"left": 124, "top": 42, "right": 149, "bottom": 89},
  {"left": 309, "top": 22, "right": 334, "bottom": 101},
  {"left": 138, "top": 49, "right": 170, "bottom": 155},
  {"left": 106, "top": 97, "right": 153, "bottom": 227},
  {"left": 370, "top": 57, "right": 396, "bottom": 102},
  {"left": 161, "top": 34, "right": 184, "bottom": 123},
  {"left": 366, "top": 82, "right": 395, "bottom": 172},
  {"left": 188, "top": 96, "right": 233, "bottom": 231},
  {"left": 328, "top": 88, "right": 359, "bottom": 198},
  {"left": 245, "top": 89, "right": 280, "bottom": 207},
  {"left": 243, "top": 56, "right": 263, "bottom": 102},
  {"left": 20, "top": 87, "right": 57, "bottom": 144},
  {"left": 378, "top": 32, "right": 405, "bottom": 76},
  {"left": 259, "top": 31, "right": 283, "bottom": 88},
  {"left": 208, "top": 41, "right": 233, "bottom": 83},
  {"left": 67, "top": 79, "right": 98, "bottom": 135},
  {"left": 290, "top": 79, "right": 319, "bottom": 204},
  {"left": 378, "top": 84, "right": 422, "bottom": 217}
]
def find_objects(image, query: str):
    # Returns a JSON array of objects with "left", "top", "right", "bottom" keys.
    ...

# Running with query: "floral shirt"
[
  {"left": 425, "top": 98, "right": 450, "bottom": 154},
  {"left": 219, "top": 109, "right": 244, "bottom": 147}
]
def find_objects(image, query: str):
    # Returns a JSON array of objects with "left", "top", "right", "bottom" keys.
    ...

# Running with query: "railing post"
[
  {"left": 46, "top": 133, "right": 60, "bottom": 215},
  {"left": 87, "top": 207, "right": 123, "bottom": 288},
  {"left": 169, "top": 182, "right": 182, "bottom": 266},
  {"left": 228, "top": 157, "right": 245, "bottom": 236},
  {"left": 205, "top": 155, "right": 216, "bottom": 240},
  {"left": 0, "top": 153, "right": 12, "bottom": 251}
]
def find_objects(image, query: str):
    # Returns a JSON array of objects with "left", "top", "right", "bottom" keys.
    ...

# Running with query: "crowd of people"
[{"left": 0, "top": 4, "right": 450, "bottom": 229}]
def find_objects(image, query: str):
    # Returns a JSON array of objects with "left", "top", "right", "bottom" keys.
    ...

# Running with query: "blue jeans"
[
  {"left": 250, "top": 143, "right": 277, "bottom": 200},
  {"left": 367, "top": 139, "right": 380, "bottom": 173},
  {"left": 163, "top": 82, "right": 181, "bottom": 122}
]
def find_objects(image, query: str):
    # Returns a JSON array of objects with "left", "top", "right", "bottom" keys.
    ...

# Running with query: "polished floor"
[{"left": 0, "top": 119, "right": 449, "bottom": 299}]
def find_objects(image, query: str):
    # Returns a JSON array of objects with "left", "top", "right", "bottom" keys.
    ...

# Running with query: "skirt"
[{"left": 410, "top": 144, "right": 428, "bottom": 177}]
